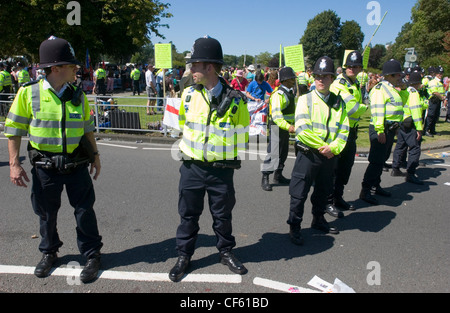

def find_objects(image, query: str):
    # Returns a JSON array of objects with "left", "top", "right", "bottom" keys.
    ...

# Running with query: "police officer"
[
  {"left": 16, "top": 62, "right": 30, "bottom": 87},
  {"left": 0, "top": 62, "right": 13, "bottom": 116},
  {"left": 327, "top": 51, "right": 368, "bottom": 216},
  {"left": 391, "top": 71, "right": 425, "bottom": 185},
  {"left": 94, "top": 63, "right": 106, "bottom": 95},
  {"left": 360, "top": 59, "right": 407, "bottom": 205},
  {"left": 5, "top": 36, "right": 103, "bottom": 283},
  {"left": 169, "top": 36, "right": 250, "bottom": 282},
  {"left": 261, "top": 67, "right": 296, "bottom": 191},
  {"left": 425, "top": 66, "right": 446, "bottom": 136},
  {"left": 287, "top": 56, "right": 350, "bottom": 245},
  {"left": 130, "top": 65, "right": 141, "bottom": 96}
]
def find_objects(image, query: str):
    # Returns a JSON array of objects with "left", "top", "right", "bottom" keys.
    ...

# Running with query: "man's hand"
[
  {"left": 10, "top": 164, "right": 30, "bottom": 187},
  {"left": 318, "top": 145, "right": 334, "bottom": 159},
  {"left": 90, "top": 155, "right": 101, "bottom": 180},
  {"left": 378, "top": 132, "right": 386, "bottom": 144},
  {"left": 288, "top": 125, "right": 295, "bottom": 134}
]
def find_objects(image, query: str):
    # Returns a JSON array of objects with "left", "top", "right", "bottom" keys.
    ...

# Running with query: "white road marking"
[
  {"left": 96, "top": 142, "right": 138, "bottom": 149},
  {"left": 253, "top": 277, "right": 319, "bottom": 293},
  {"left": 0, "top": 265, "right": 242, "bottom": 284}
]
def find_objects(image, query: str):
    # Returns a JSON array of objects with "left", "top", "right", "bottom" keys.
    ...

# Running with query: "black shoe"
[
  {"left": 374, "top": 186, "right": 391, "bottom": 197},
  {"left": 325, "top": 204, "right": 344, "bottom": 218},
  {"left": 391, "top": 168, "right": 407, "bottom": 177},
  {"left": 406, "top": 173, "right": 424, "bottom": 185},
  {"left": 261, "top": 174, "right": 272, "bottom": 191},
  {"left": 424, "top": 131, "right": 434, "bottom": 137},
  {"left": 169, "top": 255, "right": 191, "bottom": 282},
  {"left": 383, "top": 163, "right": 392, "bottom": 172},
  {"left": 34, "top": 253, "right": 58, "bottom": 278},
  {"left": 220, "top": 251, "right": 248, "bottom": 275},
  {"left": 289, "top": 224, "right": 304, "bottom": 245},
  {"left": 445, "top": 119, "right": 450, "bottom": 123},
  {"left": 334, "top": 196, "right": 354, "bottom": 211},
  {"left": 359, "top": 188, "right": 379, "bottom": 205},
  {"left": 273, "top": 171, "right": 290, "bottom": 185},
  {"left": 80, "top": 252, "right": 101, "bottom": 283},
  {"left": 311, "top": 215, "right": 339, "bottom": 234},
  {"left": 430, "top": 131, "right": 440, "bottom": 136}
]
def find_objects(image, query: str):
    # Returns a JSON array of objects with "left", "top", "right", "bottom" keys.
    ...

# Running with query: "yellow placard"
[
  {"left": 284, "top": 45, "right": 305, "bottom": 73},
  {"left": 363, "top": 47, "right": 371, "bottom": 70},
  {"left": 342, "top": 50, "right": 353, "bottom": 67},
  {"left": 155, "top": 43, "right": 172, "bottom": 69}
]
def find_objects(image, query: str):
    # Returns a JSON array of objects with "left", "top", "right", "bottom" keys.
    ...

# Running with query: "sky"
[{"left": 150, "top": 0, "right": 418, "bottom": 57}]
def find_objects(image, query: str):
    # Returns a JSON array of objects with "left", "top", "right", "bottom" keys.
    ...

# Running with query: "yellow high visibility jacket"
[
  {"left": 403, "top": 86, "right": 424, "bottom": 131},
  {"left": 330, "top": 74, "right": 367, "bottom": 128},
  {"left": 178, "top": 83, "right": 250, "bottom": 162},
  {"left": 17, "top": 69, "right": 30, "bottom": 85},
  {"left": 130, "top": 69, "right": 141, "bottom": 81},
  {"left": 369, "top": 81, "right": 405, "bottom": 134},
  {"left": 0, "top": 70, "right": 12, "bottom": 91},
  {"left": 269, "top": 85, "right": 295, "bottom": 131},
  {"left": 4, "top": 80, "right": 94, "bottom": 154},
  {"left": 95, "top": 68, "right": 106, "bottom": 80},
  {"left": 295, "top": 90, "right": 350, "bottom": 156},
  {"left": 427, "top": 77, "right": 445, "bottom": 99}
]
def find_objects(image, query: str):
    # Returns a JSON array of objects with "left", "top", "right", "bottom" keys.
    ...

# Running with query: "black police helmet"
[
  {"left": 186, "top": 36, "right": 224, "bottom": 65},
  {"left": 382, "top": 59, "right": 402, "bottom": 76},
  {"left": 344, "top": 51, "right": 363, "bottom": 67},
  {"left": 408, "top": 71, "right": 422, "bottom": 85},
  {"left": 38, "top": 36, "right": 81, "bottom": 69},
  {"left": 279, "top": 67, "right": 296, "bottom": 82},
  {"left": 313, "top": 56, "right": 335, "bottom": 76}
]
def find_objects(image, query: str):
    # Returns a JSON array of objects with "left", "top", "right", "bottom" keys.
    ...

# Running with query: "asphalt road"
[{"left": 1, "top": 136, "right": 449, "bottom": 295}]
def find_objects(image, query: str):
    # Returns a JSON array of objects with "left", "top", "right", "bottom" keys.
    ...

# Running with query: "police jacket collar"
[{"left": 42, "top": 78, "right": 70, "bottom": 98}]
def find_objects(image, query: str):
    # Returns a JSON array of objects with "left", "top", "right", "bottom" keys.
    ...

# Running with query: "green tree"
[
  {"left": 300, "top": 10, "right": 341, "bottom": 62},
  {"left": 0, "top": 0, "right": 172, "bottom": 65},
  {"left": 338, "top": 20, "right": 364, "bottom": 64}
]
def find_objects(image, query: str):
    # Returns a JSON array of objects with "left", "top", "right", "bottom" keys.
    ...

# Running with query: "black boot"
[
  {"left": 359, "top": 188, "right": 378, "bottom": 205},
  {"left": 273, "top": 170, "right": 290, "bottom": 185},
  {"left": 169, "top": 255, "right": 191, "bottom": 282},
  {"left": 391, "top": 168, "right": 407, "bottom": 177},
  {"left": 34, "top": 253, "right": 58, "bottom": 278},
  {"left": 406, "top": 173, "right": 424, "bottom": 185},
  {"left": 334, "top": 196, "right": 354, "bottom": 211},
  {"left": 220, "top": 251, "right": 248, "bottom": 275},
  {"left": 261, "top": 174, "right": 272, "bottom": 191},
  {"left": 374, "top": 186, "right": 391, "bottom": 197},
  {"left": 325, "top": 204, "right": 344, "bottom": 218},
  {"left": 311, "top": 215, "right": 339, "bottom": 234},
  {"left": 80, "top": 252, "right": 101, "bottom": 283},
  {"left": 289, "top": 224, "right": 304, "bottom": 245}
]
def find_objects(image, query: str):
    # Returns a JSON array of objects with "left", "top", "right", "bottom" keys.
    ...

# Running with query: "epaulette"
[
  {"left": 22, "top": 80, "right": 40, "bottom": 88},
  {"left": 339, "top": 78, "right": 347, "bottom": 85},
  {"left": 375, "top": 83, "right": 382, "bottom": 90}
]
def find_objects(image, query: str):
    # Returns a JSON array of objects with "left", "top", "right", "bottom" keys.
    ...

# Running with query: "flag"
[
  {"left": 163, "top": 98, "right": 182, "bottom": 130},
  {"left": 247, "top": 100, "right": 268, "bottom": 136}
]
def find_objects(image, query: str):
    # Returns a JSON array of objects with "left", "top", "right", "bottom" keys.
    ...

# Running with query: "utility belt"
[
  {"left": 28, "top": 139, "right": 93, "bottom": 174},
  {"left": 295, "top": 142, "right": 315, "bottom": 156},
  {"left": 184, "top": 159, "right": 241, "bottom": 170},
  {"left": 385, "top": 120, "right": 400, "bottom": 132}
]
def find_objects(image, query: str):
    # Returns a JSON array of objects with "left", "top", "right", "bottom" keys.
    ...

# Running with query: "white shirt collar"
[{"left": 42, "top": 78, "right": 70, "bottom": 98}]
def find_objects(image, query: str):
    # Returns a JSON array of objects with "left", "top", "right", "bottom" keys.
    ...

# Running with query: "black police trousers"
[
  {"left": 362, "top": 124, "right": 396, "bottom": 189},
  {"left": 392, "top": 124, "right": 421, "bottom": 174},
  {"left": 261, "top": 124, "right": 290, "bottom": 174},
  {"left": 287, "top": 149, "right": 337, "bottom": 226},
  {"left": 176, "top": 162, "right": 236, "bottom": 257},
  {"left": 31, "top": 165, "right": 103, "bottom": 258},
  {"left": 330, "top": 127, "right": 358, "bottom": 201},
  {"left": 425, "top": 98, "right": 441, "bottom": 133}
]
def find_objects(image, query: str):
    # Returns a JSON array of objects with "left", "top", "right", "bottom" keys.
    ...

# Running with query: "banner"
[
  {"left": 342, "top": 50, "right": 353, "bottom": 67},
  {"left": 247, "top": 101, "right": 268, "bottom": 136},
  {"left": 163, "top": 98, "right": 181, "bottom": 130},
  {"left": 363, "top": 46, "right": 371, "bottom": 70},
  {"left": 155, "top": 43, "right": 173, "bottom": 69},
  {"left": 284, "top": 45, "right": 305, "bottom": 73}
]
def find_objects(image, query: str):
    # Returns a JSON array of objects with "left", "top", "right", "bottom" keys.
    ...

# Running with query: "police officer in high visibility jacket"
[
  {"left": 130, "top": 65, "right": 141, "bottom": 96},
  {"left": 5, "top": 36, "right": 103, "bottom": 283},
  {"left": 94, "top": 63, "right": 106, "bottom": 95},
  {"left": 16, "top": 62, "right": 30, "bottom": 87},
  {"left": 327, "top": 51, "right": 368, "bottom": 216},
  {"left": 287, "top": 56, "right": 350, "bottom": 245},
  {"left": 261, "top": 67, "right": 296, "bottom": 191},
  {"left": 0, "top": 62, "right": 13, "bottom": 116},
  {"left": 391, "top": 71, "right": 425, "bottom": 185},
  {"left": 360, "top": 59, "right": 406, "bottom": 205},
  {"left": 169, "top": 36, "right": 250, "bottom": 282},
  {"left": 424, "top": 66, "right": 446, "bottom": 136}
]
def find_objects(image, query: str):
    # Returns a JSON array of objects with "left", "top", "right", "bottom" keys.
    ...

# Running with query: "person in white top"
[{"left": 145, "top": 64, "right": 157, "bottom": 115}]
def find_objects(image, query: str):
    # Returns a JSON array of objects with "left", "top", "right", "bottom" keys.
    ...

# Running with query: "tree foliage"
[{"left": 0, "top": 0, "right": 172, "bottom": 65}]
